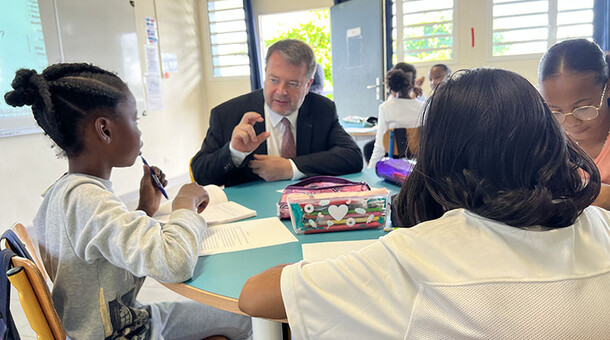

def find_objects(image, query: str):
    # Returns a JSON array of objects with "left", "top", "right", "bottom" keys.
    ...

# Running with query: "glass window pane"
[
  {"left": 404, "top": 10, "right": 453, "bottom": 25},
  {"left": 493, "top": 27, "right": 548, "bottom": 43},
  {"left": 208, "top": 8, "right": 245, "bottom": 23},
  {"left": 493, "top": 14, "right": 548, "bottom": 30},
  {"left": 213, "top": 54, "right": 250, "bottom": 67},
  {"left": 209, "top": 20, "right": 246, "bottom": 34},
  {"left": 404, "top": 0, "right": 453, "bottom": 13},
  {"left": 210, "top": 31, "right": 247, "bottom": 45},
  {"left": 557, "top": 10, "right": 593, "bottom": 26},
  {"left": 211, "top": 43, "right": 248, "bottom": 56},
  {"left": 214, "top": 65, "right": 250, "bottom": 77},
  {"left": 405, "top": 36, "right": 453, "bottom": 51},
  {"left": 208, "top": 0, "right": 243, "bottom": 11},
  {"left": 557, "top": 24, "right": 593, "bottom": 40},
  {"left": 207, "top": 0, "right": 249, "bottom": 77},
  {"left": 404, "top": 23, "right": 452, "bottom": 38},
  {"left": 557, "top": 0, "right": 593, "bottom": 11},
  {"left": 492, "top": 41, "right": 547, "bottom": 56},
  {"left": 493, "top": 1, "right": 547, "bottom": 17},
  {"left": 404, "top": 48, "right": 452, "bottom": 62}
]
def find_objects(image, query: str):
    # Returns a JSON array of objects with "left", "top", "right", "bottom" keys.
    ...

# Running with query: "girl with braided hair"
[{"left": 4, "top": 63, "right": 251, "bottom": 340}]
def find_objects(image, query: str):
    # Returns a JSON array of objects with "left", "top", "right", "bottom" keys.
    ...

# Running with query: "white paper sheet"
[
  {"left": 301, "top": 239, "right": 377, "bottom": 262},
  {"left": 200, "top": 217, "right": 298, "bottom": 256}
]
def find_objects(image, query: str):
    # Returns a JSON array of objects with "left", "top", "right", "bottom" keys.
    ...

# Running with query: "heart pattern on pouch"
[{"left": 328, "top": 204, "right": 349, "bottom": 221}]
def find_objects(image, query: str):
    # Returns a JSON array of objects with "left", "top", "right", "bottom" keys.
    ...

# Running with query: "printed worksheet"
[{"left": 200, "top": 217, "right": 298, "bottom": 256}]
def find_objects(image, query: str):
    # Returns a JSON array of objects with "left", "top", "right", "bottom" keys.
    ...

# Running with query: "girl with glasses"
[{"left": 539, "top": 39, "right": 610, "bottom": 209}]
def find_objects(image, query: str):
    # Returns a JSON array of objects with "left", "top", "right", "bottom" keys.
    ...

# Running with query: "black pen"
[{"left": 141, "top": 156, "right": 169, "bottom": 199}]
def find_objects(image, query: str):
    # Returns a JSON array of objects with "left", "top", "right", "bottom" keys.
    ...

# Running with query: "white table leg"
[{"left": 252, "top": 317, "right": 283, "bottom": 340}]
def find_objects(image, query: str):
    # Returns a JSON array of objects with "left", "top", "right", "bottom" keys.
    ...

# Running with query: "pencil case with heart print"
[
  {"left": 286, "top": 188, "right": 390, "bottom": 234},
  {"left": 277, "top": 176, "right": 371, "bottom": 219}
]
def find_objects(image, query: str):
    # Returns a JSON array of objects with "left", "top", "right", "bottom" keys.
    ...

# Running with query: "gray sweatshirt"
[{"left": 33, "top": 174, "right": 206, "bottom": 339}]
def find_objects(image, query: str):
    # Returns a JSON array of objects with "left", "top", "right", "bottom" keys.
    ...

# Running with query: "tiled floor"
[{"left": 10, "top": 276, "right": 187, "bottom": 338}]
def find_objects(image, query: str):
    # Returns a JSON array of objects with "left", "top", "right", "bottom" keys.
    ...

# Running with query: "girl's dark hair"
[
  {"left": 394, "top": 62, "right": 417, "bottom": 78},
  {"left": 386, "top": 69, "right": 413, "bottom": 93},
  {"left": 4, "top": 63, "right": 128, "bottom": 156},
  {"left": 395, "top": 68, "right": 600, "bottom": 229},
  {"left": 539, "top": 39, "right": 610, "bottom": 86}
]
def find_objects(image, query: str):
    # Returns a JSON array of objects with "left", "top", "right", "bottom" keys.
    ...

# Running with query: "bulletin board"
[{"left": 0, "top": 0, "right": 144, "bottom": 138}]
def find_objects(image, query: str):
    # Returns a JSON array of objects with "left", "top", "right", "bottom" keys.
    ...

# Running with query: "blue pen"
[{"left": 141, "top": 156, "right": 169, "bottom": 199}]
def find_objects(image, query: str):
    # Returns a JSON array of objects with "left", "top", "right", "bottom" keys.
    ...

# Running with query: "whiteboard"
[{"left": 0, "top": 0, "right": 145, "bottom": 138}]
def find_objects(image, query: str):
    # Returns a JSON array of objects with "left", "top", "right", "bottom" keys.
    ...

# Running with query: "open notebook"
[{"left": 153, "top": 184, "right": 256, "bottom": 225}]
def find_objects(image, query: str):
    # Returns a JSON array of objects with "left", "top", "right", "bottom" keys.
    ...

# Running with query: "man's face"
[
  {"left": 429, "top": 66, "right": 447, "bottom": 89},
  {"left": 263, "top": 52, "right": 313, "bottom": 116}
]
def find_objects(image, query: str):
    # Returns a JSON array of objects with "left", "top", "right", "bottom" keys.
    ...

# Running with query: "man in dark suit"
[{"left": 191, "top": 39, "right": 363, "bottom": 186}]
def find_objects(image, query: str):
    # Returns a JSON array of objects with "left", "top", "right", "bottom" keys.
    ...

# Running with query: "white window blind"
[
  {"left": 207, "top": 0, "right": 250, "bottom": 77},
  {"left": 492, "top": 0, "right": 594, "bottom": 57},
  {"left": 392, "top": 0, "right": 455, "bottom": 64}
]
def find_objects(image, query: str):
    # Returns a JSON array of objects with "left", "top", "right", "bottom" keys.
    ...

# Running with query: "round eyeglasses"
[{"left": 552, "top": 83, "right": 608, "bottom": 124}]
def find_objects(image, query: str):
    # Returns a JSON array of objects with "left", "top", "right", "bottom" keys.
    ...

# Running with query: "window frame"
[
  {"left": 391, "top": 0, "right": 459, "bottom": 67},
  {"left": 205, "top": 0, "right": 251, "bottom": 79},
  {"left": 488, "top": 0, "right": 595, "bottom": 61}
]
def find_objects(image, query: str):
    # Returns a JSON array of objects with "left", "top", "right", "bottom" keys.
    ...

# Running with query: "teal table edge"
[{"left": 180, "top": 169, "right": 400, "bottom": 304}]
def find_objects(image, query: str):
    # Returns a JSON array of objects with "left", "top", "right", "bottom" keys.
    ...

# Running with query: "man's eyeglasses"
[{"left": 552, "top": 83, "right": 607, "bottom": 124}]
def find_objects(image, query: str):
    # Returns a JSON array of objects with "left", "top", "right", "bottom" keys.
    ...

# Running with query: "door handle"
[{"left": 366, "top": 77, "right": 382, "bottom": 101}]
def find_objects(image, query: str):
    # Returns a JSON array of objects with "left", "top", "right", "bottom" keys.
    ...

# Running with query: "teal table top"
[{"left": 183, "top": 169, "right": 400, "bottom": 300}]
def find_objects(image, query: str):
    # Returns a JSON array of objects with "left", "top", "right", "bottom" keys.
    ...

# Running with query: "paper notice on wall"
[
  {"left": 145, "top": 16, "right": 158, "bottom": 45},
  {"left": 161, "top": 52, "right": 178, "bottom": 73},
  {"left": 144, "top": 74, "right": 163, "bottom": 111},
  {"left": 145, "top": 45, "right": 161, "bottom": 74}
]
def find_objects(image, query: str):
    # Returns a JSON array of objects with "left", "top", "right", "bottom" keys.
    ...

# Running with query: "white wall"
[{"left": 0, "top": 0, "right": 208, "bottom": 231}]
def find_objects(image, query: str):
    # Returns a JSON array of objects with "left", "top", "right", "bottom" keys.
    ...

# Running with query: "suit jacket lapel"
[
  {"left": 296, "top": 95, "right": 313, "bottom": 156},
  {"left": 253, "top": 90, "right": 268, "bottom": 155}
]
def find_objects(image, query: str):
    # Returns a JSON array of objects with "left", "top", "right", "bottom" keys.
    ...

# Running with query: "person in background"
[
  {"left": 367, "top": 68, "right": 424, "bottom": 167},
  {"left": 393, "top": 62, "right": 425, "bottom": 101},
  {"left": 428, "top": 63, "right": 451, "bottom": 91},
  {"left": 4, "top": 63, "right": 252, "bottom": 339},
  {"left": 190, "top": 39, "right": 362, "bottom": 187},
  {"left": 309, "top": 63, "right": 325, "bottom": 95},
  {"left": 539, "top": 39, "right": 610, "bottom": 210},
  {"left": 237, "top": 68, "right": 610, "bottom": 339}
]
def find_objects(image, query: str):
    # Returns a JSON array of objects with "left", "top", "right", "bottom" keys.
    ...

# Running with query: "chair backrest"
[
  {"left": 382, "top": 128, "right": 420, "bottom": 159},
  {"left": 9, "top": 224, "right": 48, "bottom": 281},
  {"left": 9, "top": 255, "right": 66, "bottom": 340}
]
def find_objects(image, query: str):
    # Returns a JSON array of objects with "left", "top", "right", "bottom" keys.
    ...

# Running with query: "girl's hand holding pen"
[
  {"left": 138, "top": 164, "right": 168, "bottom": 217},
  {"left": 173, "top": 183, "right": 210, "bottom": 214}
]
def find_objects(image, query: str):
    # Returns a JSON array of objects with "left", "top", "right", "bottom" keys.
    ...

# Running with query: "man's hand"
[
  {"left": 249, "top": 154, "right": 293, "bottom": 182},
  {"left": 231, "top": 112, "right": 271, "bottom": 153},
  {"left": 414, "top": 75, "right": 425, "bottom": 88}
]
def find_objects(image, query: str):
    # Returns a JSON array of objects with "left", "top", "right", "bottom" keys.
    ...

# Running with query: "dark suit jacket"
[{"left": 191, "top": 90, "right": 363, "bottom": 186}]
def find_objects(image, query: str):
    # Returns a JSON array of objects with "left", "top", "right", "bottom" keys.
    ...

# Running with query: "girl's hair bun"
[{"left": 4, "top": 69, "right": 44, "bottom": 107}]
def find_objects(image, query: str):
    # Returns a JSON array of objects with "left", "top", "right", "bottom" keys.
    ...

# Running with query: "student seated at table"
[
  {"left": 238, "top": 68, "right": 610, "bottom": 339},
  {"left": 538, "top": 39, "right": 610, "bottom": 210},
  {"left": 367, "top": 68, "right": 424, "bottom": 167},
  {"left": 4, "top": 63, "right": 252, "bottom": 340}
]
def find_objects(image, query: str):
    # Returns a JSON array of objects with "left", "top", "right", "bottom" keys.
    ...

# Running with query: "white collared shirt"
[{"left": 229, "top": 101, "right": 305, "bottom": 180}]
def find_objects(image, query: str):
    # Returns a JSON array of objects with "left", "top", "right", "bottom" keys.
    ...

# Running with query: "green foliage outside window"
[{"left": 264, "top": 10, "right": 333, "bottom": 95}]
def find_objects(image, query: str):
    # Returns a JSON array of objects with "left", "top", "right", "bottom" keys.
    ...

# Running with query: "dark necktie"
[{"left": 280, "top": 118, "right": 296, "bottom": 159}]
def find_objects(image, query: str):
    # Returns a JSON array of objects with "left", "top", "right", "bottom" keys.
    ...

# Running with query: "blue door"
[{"left": 331, "top": 0, "right": 385, "bottom": 120}]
